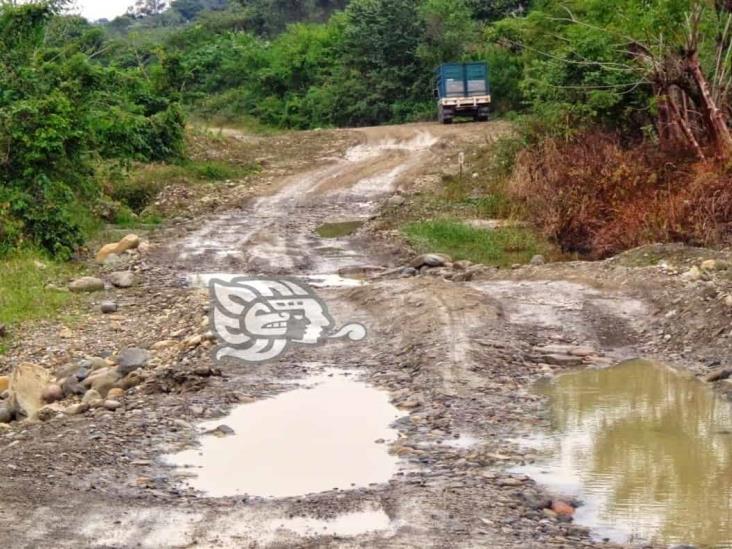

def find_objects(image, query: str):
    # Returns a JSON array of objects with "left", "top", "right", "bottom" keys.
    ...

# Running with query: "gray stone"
[
  {"left": 65, "top": 403, "right": 89, "bottom": 416},
  {"left": 62, "top": 375, "right": 86, "bottom": 397},
  {"left": 400, "top": 267, "right": 418, "bottom": 277},
  {"left": 41, "top": 384, "right": 64, "bottom": 403},
  {"left": 101, "top": 301, "right": 118, "bottom": 314},
  {"left": 704, "top": 367, "right": 732, "bottom": 383},
  {"left": 387, "top": 194, "right": 406, "bottom": 207},
  {"left": 116, "top": 348, "right": 150, "bottom": 375},
  {"left": 207, "top": 424, "right": 235, "bottom": 437},
  {"left": 83, "top": 367, "right": 122, "bottom": 396},
  {"left": 109, "top": 271, "right": 135, "bottom": 288},
  {"left": 530, "top": 254, "right": 546, "bottom": 266},
  {"left": 410, "top": 253, "right": 451, "bottom": 269},
  {"left": 68, "top": 277, "right": 104, "bottom": 293},
  {"left": 0, "top": 406, "right": 12, "bottom": 424}
]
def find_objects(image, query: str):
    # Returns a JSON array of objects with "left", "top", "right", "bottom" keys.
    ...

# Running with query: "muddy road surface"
[{"left": 1, "top": 122, "right": 731, "bottom": 549}]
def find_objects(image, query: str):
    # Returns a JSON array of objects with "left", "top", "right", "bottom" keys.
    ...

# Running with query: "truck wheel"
[{"left": 438, "top": 105, "right": 453, "bottom": 124}]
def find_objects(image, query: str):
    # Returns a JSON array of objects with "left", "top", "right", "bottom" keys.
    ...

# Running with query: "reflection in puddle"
[
  {"left": 516, "top": 359, "right": 732, "bottom": 546},
  {"left": 164, "top": 370, "right": 402, "bottom": 498},
  {"left": 316, "top": 220, "right": 365, "bottom": 239}
]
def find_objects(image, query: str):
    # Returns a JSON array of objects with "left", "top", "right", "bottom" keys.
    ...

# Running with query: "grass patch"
[
  {"left": 0, "top": 251, "right": 83, "bottom": 351},
  {"left": 105, "top": 159, "right": 261, "bottom": 214},
  {"left": 403, "top": 219, "right": 546, "bottom": 267}
]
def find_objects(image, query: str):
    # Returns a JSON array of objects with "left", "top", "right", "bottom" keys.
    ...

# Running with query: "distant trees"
[{"left": 127, "top": 0, "right": 168, "bottom": 18}]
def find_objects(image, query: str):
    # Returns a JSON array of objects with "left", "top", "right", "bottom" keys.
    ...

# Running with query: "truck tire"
[{"left": 438, "top": 105, "right": 453, "bottom": 124}]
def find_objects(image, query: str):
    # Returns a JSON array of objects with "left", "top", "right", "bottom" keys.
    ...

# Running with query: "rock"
[
  {"left": 103, "top": 400, "right": 121, "bottom": 411},
  {"left": 206, "top": 424, "right": 235, "bottom": 437},
  {"left": 704, "top": 367, "right": 732, "bottom": 382},
  {"left": 7, "top": 363, "right": 52, "bottom": 419},
  {"left": 41, "top": 384, "right": 64, "bottom": 403},
  {"left": 453, "top": 260, "right": 472, "bottom": 271},
  {"left": 109, "top": 271, "right": 135, "bottom": 288},
  {"left": 101, "top": 301, "right": 118, "bottom": 314},
  {"left": 62, "top": 375, "right": 86, "bottom": 397},
  {"left": 521, "top": 489, "right": 552, "bottom": 510},
  {"left": 701, "top": 259, "right": 719, "bottom": 271},
  {"left": 387, "top": 194, "right": 406, "bottom": 207},
  {"left": 410, "top": 253, "right": 451, "bottom": 269},
  {"left": 116, "top": 347, "right": 150, "bottom": 375},
  {"left": 681, "top": 266, "right": 702, "bottom": 282},
  {"left": 82, "top": 389, "right": 102, "bottom": 405},
  {"left": 152, "top": 340, "right": 178, "bottom": 351},
  {"left": 87, "top": 357, "right": 110, "bottom": 371},
  {"left": 65, "top": 403, "right": 89, "bottom": 416},
  {"left": 724, "top": 295, "right": 732, "bottom": 308},
  {"left": 399, "top": 267, "right": 418, "bottom": 277},
  {"left": 83, "top": 367, "right": 122, "bottom": 396},
  {"left": 138, "top": 241, "right": 151, "bottom": 254},
  {"left": 0, "top": 406, "right": 12, "bottom": 423},
  {"left": 107, "top": 388, "right": 125, "bottom": 399},
  {"left": 118, "top": 371, "right": 144, "bottom": 390},
  {"left": 530, "top": 254, "right": 546, "bottom": 266},
  {"left": 37, "top": 406, "right": 58, "bottom": 422},
  {"left": 542, "top": 354, "right": 584, "bottom": 366},
  {"left": 551, "top": 500, "right": 575, "bottom": 518},
  {"left": 68, "top": 277, "right": 105, "bottom": 293},
  {"left": 103, "top": 253, "right": 123, "bottom": 267},
  {"left": 0, "top": 376, "right": 8, "bottom": 393},
  {"left": 95, "top": 234, "right": 140, "bottom": 263},
  {"left": 184, "top": 335, "right": 202, "bottom": 349}
]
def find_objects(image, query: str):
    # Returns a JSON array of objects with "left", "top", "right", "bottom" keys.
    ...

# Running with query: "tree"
[
  {"left": 418, "top": 0, "right": 477, "bottom": 68},
  {"left": 127, "top": 0, "right": 168, "bottom": 18}
]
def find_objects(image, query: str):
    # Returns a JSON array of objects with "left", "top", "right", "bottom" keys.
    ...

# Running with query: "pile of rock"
[
  {"left": 0, "top": 347, "right": 151, "bottom": 425},
  {"left": 398, "top": 253, "right": 491, "bottom": 282}
]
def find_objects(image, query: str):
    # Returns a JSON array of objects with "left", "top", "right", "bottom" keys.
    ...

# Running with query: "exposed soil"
[{"left": 0, "top": 122, "right": 730, "bottom": 548}]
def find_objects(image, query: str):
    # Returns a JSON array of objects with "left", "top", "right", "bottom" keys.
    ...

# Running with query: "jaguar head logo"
[{"left": 210, "top": 277, "right": 366, "bottom": 363}]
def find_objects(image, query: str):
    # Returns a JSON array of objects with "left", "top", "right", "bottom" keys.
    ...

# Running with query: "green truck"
[{"left": 435, "top": 62, "right": 491, "bottom": 124}]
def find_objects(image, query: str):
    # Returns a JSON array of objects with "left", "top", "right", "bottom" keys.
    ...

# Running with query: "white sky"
[{"left": 71, "top": 0, "right": 133, "bottom": 21}]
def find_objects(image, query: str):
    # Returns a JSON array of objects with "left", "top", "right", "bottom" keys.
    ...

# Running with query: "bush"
[{"left": 510, "top": 132, "right": 732, "bottom": 257}]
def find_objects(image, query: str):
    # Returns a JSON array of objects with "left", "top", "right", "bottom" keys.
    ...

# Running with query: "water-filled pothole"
[
  {"left": 515, "top": 359, "right": 732, "bottom": 546},
  {"left": 164, "top": 370, "right": 402, "bottom": 498},
  {"left": 315, "top": 220, "right": 364, "bottom": 239}
]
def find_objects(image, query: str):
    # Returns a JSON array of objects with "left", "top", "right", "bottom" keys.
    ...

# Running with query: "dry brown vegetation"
[{"left": 510, "top": 132, "right": 732, "bottom": 258}]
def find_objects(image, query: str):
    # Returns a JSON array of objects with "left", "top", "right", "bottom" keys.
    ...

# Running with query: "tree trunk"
[
  {"left": 667, "top": 92, "right": 706, "bottom": 161},
  {"left": 686, "top": 50, "right": 732, "bottom": 159}
]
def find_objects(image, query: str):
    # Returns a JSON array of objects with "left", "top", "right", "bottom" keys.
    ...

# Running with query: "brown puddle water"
[
  {"left": 164, "top": 370, "right": 402, "bottom": 498},
  {"left": 516, "top": 359, "right": 732, "bottom": 547}
]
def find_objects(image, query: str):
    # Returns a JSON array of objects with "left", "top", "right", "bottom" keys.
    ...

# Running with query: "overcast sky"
[{"left": 71, "top": 0, "right": 133, "bottom": 21}]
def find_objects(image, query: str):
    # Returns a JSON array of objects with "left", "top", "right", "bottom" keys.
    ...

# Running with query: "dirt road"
[{"left": 1, "top": 122, "right": 730, "bottom": 548}]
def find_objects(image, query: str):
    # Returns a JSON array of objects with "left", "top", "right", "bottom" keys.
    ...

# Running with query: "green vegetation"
[
  {"left": 0, "top": 251, "right": 83, "bottom": 350},
  {"left": 404, "top": 220, "right": 545, "bottom": 267}
]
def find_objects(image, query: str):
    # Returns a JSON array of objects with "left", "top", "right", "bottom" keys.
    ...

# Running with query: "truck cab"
[{"left": 435, "top": 62, "right": 491, "bottom": 124}]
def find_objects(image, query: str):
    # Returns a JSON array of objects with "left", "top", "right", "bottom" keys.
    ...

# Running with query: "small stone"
[
  {"left": 387, "top": 194, "right": 406, "bottom": 207},
  {"left": 681, "top": 266, "right": 702, "bottom": 282},
  {"left": 103, "top": 400, "right": 121, "bottom": 411},
  {"left": 724, "top": 295, "right": 732, "bottom": 308},
  {"left": 207, "top": 424, "right": 235, "bottom": 437},
  {"left": 62, "top": 375, "right": 85, "bottom": 397},
  {"left": 530, "top": 254, "right": 545, "bottom": 266},
  {"left": 184, "top": 335, "right": 202, "bottom": 348},
  {"left": 109, "top": 271, "right": 135, "bottom": 288},
  {"left": 82, "top": 389, "right": 102, "bottom": 405},
  {"left": 65, "top": 403, "right": 89, "bottom": 416},
  {"left": 83, "top": 367, "right": 122, "bottom": 396},
  {"left": 410, "top": 253, "right": 451, "bottom": 269},
  {"left": 101, "top": 301, "right": 118, "bottom": 314},
  {"left": 107, "top": 388, "right": 125, "bottom": 399},
  {"left": 0, "top": 406, "right": 12, "bottom": 424},
  {"left": 68, "top": 277, "right": 105, "bottom": 293},
  {"left": 116, "top": 347, "right": 150, "bottom": 375},
  {"left": 704, "top": 367, "right": 732, "bottom": 383},
  {"left": 152, "top": 340, "right": 177, "bottom": 351},
  {"left": 551, "top": 500, "right": 575, "bottom": 518},
  {"left": 701, "top": 259, "right": 718, "bottom": 271},
  {"left": 41, "top": 384, "right": 64, "bottom": 403},
  {"left": 37, "top": 406, "right": 58, "bottom": 422},
  {"left": 399, "top": 267, "right": 418, "bottom": 277}
]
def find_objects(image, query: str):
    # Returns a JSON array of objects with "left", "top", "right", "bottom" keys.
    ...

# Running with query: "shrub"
[{"left": 510, "top": 132, "right": 732, "bottom": 257}]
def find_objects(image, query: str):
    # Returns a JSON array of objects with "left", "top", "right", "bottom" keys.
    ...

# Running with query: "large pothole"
[
  {"left": 163, "top": 369, "right": 403, "bottom": 498},
  {"left": 514, "top": 359, "right": 732, "bottom": 546}
]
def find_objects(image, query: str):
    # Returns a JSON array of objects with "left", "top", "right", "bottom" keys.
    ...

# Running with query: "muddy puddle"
[
  {"left": 515, "top": 359, "right": 732, "bottom": 546},
  {"left": 316, "top": 220, "right": 365, "bottom": 238},
  {"left": 164, "top": 370, "right": 402, "bottom": 498}
]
